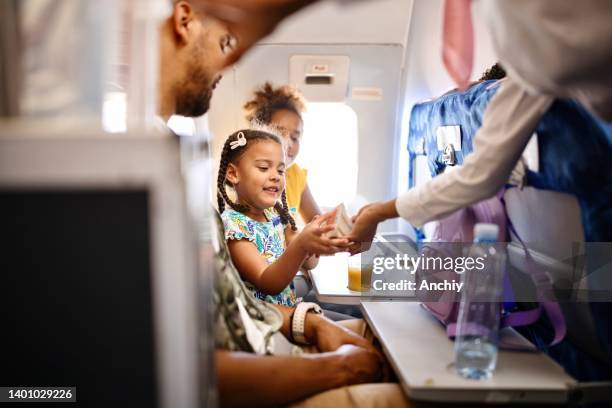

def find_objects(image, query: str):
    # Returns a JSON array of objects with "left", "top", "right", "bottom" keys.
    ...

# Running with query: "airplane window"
[{"left": 298, "top": 103, "right": 358, "bottom": 208}]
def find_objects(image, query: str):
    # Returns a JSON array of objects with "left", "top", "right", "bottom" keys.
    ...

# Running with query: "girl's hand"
[{"left": 296, "top": 211, "right": 351, "bottom": 255}]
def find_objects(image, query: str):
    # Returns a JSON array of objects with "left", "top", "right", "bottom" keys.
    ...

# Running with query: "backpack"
[{"left": 416, "top": 192, "right": 567, "bottom": 348}]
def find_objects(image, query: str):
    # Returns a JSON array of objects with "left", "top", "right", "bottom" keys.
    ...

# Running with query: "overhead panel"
[{"left": 289, "top": 55, "right": 350, "bottom": 102}]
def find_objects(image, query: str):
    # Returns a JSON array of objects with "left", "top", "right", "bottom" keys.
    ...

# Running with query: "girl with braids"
[
  {"left": 244, "top": 82, "right": 321, "bottom": 223},
  {"left": 218, "top": 129, "right": 348, "bottom": 307}
]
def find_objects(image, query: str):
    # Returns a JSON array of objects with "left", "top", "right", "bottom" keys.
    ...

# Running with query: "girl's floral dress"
[{"left": 222, "top": 208, "right": 297, "bottom": 307}]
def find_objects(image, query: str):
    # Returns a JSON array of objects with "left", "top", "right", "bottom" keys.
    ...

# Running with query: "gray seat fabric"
[{"left": 504, "top": 187, "right": 608, "bottom": 365}]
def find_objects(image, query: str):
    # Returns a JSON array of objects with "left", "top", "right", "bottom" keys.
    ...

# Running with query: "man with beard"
[
  {"left": 158, "top": 0, "right": 228, "bottom": 119},
  {"left": 159, "top": 2, "right": 406, "bottom": 407}
]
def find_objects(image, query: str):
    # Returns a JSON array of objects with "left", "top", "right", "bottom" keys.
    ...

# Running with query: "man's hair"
[
  {"left": 479, "top": 63, "right": 506, "bottom": 81},
  {"left": 217, "top": 129, "right": 297, "bottom": 231},
  {"left": 244, "top": 82, "right": 306, "bottom": 124}
]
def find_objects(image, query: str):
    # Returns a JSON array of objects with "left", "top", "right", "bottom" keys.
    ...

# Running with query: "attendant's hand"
[
  {"left": 296, "top": 211, "right": 351, "bottom": 255},
  {"left": 347, "top": 204, "right": 380, "bottom": 254},
  {"left": 348, "top": 200, "right": 399, "bottom": 255},
  {"left": 194, "top": 0, "right": 318, "bottom": 66}
]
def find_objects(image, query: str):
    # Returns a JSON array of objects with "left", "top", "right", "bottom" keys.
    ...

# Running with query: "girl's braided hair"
[
  {"left": 243, "top": 81, "right": 306, "bottom": 124},
  {"left": 217, "top": 129, "right": 297, "bottom": 231}
]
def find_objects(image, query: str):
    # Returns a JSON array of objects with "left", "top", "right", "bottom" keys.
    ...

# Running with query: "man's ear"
[
  {"left": 226, "top": 163, "right": 239, "bottom": 185},
  {"left": 172, "top": 1, "right": 196, "bottom": 45}
]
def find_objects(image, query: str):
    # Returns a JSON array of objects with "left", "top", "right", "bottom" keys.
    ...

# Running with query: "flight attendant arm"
[
  {"left": 349, "top": 78, "right": 553, "bottom": 250},
  {"left": 397, "top": 78, "right": 553, "bottom": 227}
]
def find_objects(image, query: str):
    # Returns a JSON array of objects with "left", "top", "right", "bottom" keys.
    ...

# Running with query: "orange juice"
[
  {"left": 347, "top": 256, "right": 373, "bottom": 291},
  {"left": 348, "top": 265, "right": 363, "bottom": 291}
]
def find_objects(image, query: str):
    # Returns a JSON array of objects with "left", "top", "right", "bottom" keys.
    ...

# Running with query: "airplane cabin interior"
[{"left": 1, "top": 0, "right": 611, "bottom": 407}]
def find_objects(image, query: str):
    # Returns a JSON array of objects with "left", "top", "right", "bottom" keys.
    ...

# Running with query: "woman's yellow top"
[{"left": 285, "top": 164, "right": 307, "bottom": 215}]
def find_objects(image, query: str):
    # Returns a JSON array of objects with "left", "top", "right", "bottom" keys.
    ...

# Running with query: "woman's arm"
[
  {"left": 348, "top": 78, "right": 554, "bottom": 252},
  {"left": 395, "top": 78, "right": 553, "bottom": 227},
  {"left": 299, "top": 183, "right": 322, "bottom": 223}
]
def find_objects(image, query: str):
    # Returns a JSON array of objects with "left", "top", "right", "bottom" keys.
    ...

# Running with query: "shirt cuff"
[{"left": 395, "top": 187, "right": 428, "bottom": 229}]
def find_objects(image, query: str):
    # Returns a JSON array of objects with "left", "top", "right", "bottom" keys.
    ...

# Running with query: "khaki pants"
[
  {"left": 290, "top": 383, "right": 409, "bottom": 408},
  {"left": 290, "top": 319, "right": 410, "bottom": 408}
]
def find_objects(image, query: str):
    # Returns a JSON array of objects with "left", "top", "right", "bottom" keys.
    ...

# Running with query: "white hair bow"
[{"left": 230, "top": 132, "right": 247, "bottom": 150}]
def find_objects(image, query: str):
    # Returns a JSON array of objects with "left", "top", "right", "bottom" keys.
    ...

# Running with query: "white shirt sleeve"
[{"left": 396, "top": 78, "right": 554, "bottom": 228}]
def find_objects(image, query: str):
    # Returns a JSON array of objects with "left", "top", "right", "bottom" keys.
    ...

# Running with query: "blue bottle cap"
[{"left": 474, "top": 223, "right": 499, "bottom": 241}]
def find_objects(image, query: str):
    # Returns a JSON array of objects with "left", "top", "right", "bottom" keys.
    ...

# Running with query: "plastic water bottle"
[{"left": 454, "top": 223, "right": 505, "bottom": 380}]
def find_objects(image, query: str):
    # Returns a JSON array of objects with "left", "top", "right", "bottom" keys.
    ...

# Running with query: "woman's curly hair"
[{"left": 244, "top": 82, "right": 306, "bottom": 124}]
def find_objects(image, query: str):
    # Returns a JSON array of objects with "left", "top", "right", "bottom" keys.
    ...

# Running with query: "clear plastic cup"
[{"left": 347, "top": 255, "right": 372, "bottom": 292}]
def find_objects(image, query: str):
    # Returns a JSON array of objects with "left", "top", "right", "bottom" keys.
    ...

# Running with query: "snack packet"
[{"left": 327, "top": 203, "right": 352, "bottom": 238}]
